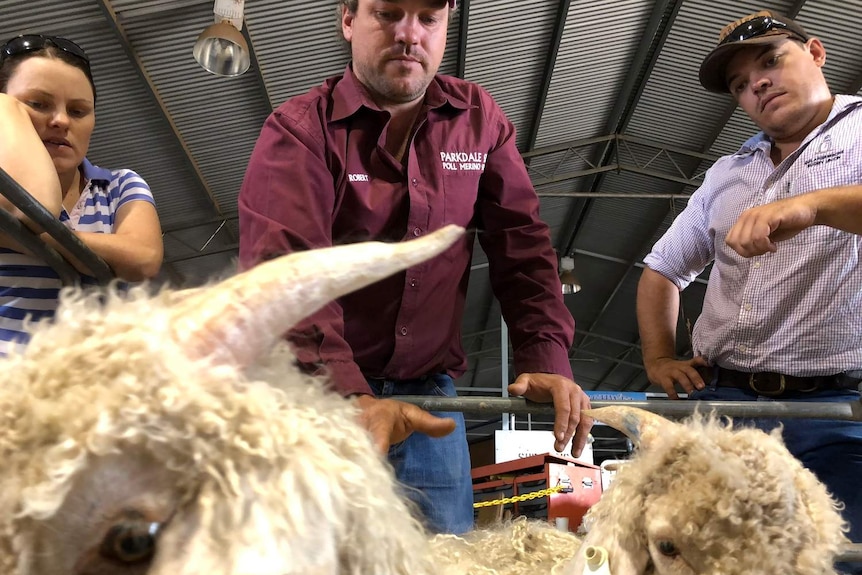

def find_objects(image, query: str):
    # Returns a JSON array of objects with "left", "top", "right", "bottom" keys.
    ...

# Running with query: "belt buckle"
[{"left": 748, "top": 373, "right": 785, "bottom": 396}]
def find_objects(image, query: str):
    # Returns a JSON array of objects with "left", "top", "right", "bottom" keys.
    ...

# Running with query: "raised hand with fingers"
[
  {"left": 507, "top": 373, "right": 592, "bottom": 457},
  {"left": 353, "top": 394, "right": 457, "bottom": 454},
  {"left": 644, "top": 355, "right": 710, "bottom": 399},
  {"left": 725, "top": 194, "right": 817, "bottom": 257}
]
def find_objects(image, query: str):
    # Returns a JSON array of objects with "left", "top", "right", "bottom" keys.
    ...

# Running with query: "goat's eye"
[
  {"left": 99, "top": 521, "right": 159, "bottom": 564},
  {"left": 657, "top": 540, "right": 679, "bottom": 557}
]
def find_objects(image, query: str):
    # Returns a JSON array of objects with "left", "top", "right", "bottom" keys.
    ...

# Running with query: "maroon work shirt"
[{"left": 239, "top": 66, "right": 574, "bottom": 396}]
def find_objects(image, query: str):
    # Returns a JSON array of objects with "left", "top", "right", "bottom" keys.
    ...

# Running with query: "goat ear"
[
  {"left": 169, "top": 225, "right": 464, "bottom": 368},
  {"left": 584, "top": 406, "right": 675, "bottom": 449}
]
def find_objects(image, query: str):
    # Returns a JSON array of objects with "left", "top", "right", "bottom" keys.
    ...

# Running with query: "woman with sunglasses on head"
[{"left": 0, "top": 35, "right": 163, "bottom": 354}]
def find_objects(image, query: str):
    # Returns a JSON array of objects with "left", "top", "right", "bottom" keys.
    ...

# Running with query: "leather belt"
[{"left": 698, "top": 367, "right": 862, "bottom": 397}]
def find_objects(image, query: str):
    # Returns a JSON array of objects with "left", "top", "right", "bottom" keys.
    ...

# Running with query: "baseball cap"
[{"left": 698, "top": 10, "right": 810, "bottom": 93}]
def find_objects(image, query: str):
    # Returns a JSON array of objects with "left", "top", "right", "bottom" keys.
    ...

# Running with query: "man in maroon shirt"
[{"left": 239, "top": 0, "right": 591, "bottom": 534}]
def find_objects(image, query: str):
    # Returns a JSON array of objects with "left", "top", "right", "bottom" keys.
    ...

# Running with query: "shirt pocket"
[
  {"left": 439, "top": 172, "right": 481, "bottom": 262},
  {"left": 783, "top": 158, "right": 859, "bottom": 246},
  {"left": 441, "top": 171, "right": 481, "bottom": 226}
]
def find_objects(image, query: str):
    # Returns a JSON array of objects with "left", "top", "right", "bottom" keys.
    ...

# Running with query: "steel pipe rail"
[
  {"left": 0, "top": 167, "right": 113, "bottom": 284},
  {"left": 392, "top": 396, "right": 862, "bottom": 421},
  {"left": 0, "top": 207, "right": 79, "bottom": 285},
  {"left": 839, "top": 544, "right": 862, "bottom": 562}
]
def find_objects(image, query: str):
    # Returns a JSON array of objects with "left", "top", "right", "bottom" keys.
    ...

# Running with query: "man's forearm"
[
  {"left": 812, "top": 185, "right": 862, "bottom": 235},
  {"left": 636, "top": 267, "right": 682, "bottom": 368}
]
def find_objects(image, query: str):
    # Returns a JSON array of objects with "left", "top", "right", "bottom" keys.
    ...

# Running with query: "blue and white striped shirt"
[
  {"left": 0, "top": 159, "right": 155, "bottom": 355},
  {"left": 645, "top": 95, "right": 862, "bottom": 376}
]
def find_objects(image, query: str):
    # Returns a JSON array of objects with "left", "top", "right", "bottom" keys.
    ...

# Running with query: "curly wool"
[
  {"left": 0, "top": 286, "right": 435, "bottom": 575},
  {"left": 583, "top": 413, "right": 847, "bottom": 575},
  {"left": 431, "top": 517, "right": 581, "bottom": 574}
]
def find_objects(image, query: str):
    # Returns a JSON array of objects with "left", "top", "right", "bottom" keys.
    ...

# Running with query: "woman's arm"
[
  {"left": 42, "top": 200, "right": 163, "bottom": 281},
  {"left": 0, "top": 94, "right": 61, "bottom": 226}
]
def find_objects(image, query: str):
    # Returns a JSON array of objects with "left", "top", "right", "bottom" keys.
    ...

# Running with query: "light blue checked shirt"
[{"left": 645, "top": 95, "right": 862, "bottom": 377}]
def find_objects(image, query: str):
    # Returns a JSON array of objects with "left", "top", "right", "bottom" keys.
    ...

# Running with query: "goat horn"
[
  {"left": 583, "top": 406, "right": 675, "bottom": 449},
  {"left": 170, "top": 225, "right": 464, "bottom": 367}
]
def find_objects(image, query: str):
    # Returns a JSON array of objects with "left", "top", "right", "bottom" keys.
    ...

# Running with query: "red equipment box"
[{"left": 471, "top": 453, "right": 602, "bottom": 532}]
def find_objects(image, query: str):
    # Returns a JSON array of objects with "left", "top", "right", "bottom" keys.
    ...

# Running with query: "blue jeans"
[
  {"left": 366, "top": 373, "right": 474, "bottom": 534},
  {"left": 691, "top": 384, "right": 862, "bottom": 574}
]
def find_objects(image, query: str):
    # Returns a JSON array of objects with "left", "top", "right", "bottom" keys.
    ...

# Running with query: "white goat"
[
  {"left": 566, "top": 406, "right": 848, "bottom": 575},
  {"left": 0, "top": 226, "right": 465, "bottom": 575}
]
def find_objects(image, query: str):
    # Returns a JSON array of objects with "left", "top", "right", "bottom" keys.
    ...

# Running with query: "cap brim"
[{"left": 698, "top": 32, "right": 793, "bottom": 93}]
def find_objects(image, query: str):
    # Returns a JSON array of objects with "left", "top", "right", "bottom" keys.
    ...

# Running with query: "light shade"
[
  {"left": 560, "top": 256, "right": 581, "bottom": 295},
  {"left": 193, "top": 21, "right": 250, "bottom": 77}
]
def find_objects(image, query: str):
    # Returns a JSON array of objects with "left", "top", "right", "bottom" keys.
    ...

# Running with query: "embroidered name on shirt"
[
  {"left": 348, "top": 173, "right": 370, "bottom": 182},
  {"left": 803, "top": 150, "right": 844, "bottom": 168},
  {"left": 440, "top": 151, "right": 487, "bottom": 172}
]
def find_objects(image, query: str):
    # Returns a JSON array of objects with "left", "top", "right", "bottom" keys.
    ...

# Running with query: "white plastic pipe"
[{"left": 581, "top": 545, "right": 611, "bottom": 575}]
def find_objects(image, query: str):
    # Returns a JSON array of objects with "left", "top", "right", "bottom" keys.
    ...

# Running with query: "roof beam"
[
  {"left": 241, "top": 20, "right": 275, "bottom": 111},
  {"left": 523, "top": 0, "right": 571, "bottom": 153},
  {"left": 606, "top": 0, "right": 684, "bottom": 135},
  {"left": 527, "top": 134, "right": 717, "bottom": 189},
  {"left": 557, "top": 0, "right": 685, "bottom": 257},
  {"left": 591, "top": 342, "right": 642, "bottom": 390},
  {"left": 95, "top": 0, "right": 227, "bottom": 223},
  {"left": 569, "top": 230, "right": 664, "bottom": 388},
  {"left": 571, "top": 248, "right": 707, "bottom": 286},
  {"left": 455, "top": 0, "right": 471, "bottom": 79},
  {"left": 95, "top": 0, "right": 241, "bottom": 282}
]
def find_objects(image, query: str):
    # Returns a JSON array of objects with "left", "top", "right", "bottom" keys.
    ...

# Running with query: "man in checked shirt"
[{"left": 637, "top": 10, "right": 862, "bottom": 572}]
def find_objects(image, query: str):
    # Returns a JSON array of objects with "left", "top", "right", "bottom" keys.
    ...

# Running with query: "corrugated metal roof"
[
  {"left": 535, "top": 0, "right": 654, "bottom": 148},
  {"left": 463, "top": 0, "right": 559, "bottom": 149}
]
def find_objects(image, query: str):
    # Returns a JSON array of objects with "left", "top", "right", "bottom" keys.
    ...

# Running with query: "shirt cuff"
[
  {"left": 513, "top": 341, "right": 574, "bottom": 380},
  {"left": 642, "top": 253, "right": 690, "bottom": 291},
  {"left": 318, "top": 360, "right": 373, "bottom": 397}
]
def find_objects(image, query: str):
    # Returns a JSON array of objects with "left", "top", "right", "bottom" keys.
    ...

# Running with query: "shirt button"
[
  {"left": 400, "top": 326, "right": 408, "bottom": 336},
  {"left": 411, "top": 178, "right": 418, "bottom": 186},
  {"left": 753, "top": 261, "right": 761, "bottom": 269},
  {"left": 737, "top": 344, "right": 748, "bottom": 353},
  {"left": 410, "top": 278, "right": 417, "bottom": 287},
  {"left": 744, "top": 303, "right": 752, "bottom": 311},
  {"left": 413, "top": 227, "right": 422, "bottom": 237}
]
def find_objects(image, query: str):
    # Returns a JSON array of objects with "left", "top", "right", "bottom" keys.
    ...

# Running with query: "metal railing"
[
  {"left": 0, "top": 167, "right": 113, "bottom": 285},
  {"left": 395, "top": 396, "right": 862, "bottom": 421},
  {"left": 839, "top": 544, "right": 862, "bottom": 562}
]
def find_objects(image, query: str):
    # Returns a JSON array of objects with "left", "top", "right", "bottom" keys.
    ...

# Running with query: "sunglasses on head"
[
  {"left": 720, "top": 15, "right": 808, "bottom": 46},
  {"left": 0, "top": 34, "right": 90, "bottom": 66}
]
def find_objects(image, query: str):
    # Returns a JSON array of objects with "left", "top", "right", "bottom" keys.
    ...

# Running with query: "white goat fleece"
[
  {"left": 0, "top": 228, "right": 459, "bottom": 575},
  {"left": 565, "top": 406, "right": 849, "bottom": 575}
]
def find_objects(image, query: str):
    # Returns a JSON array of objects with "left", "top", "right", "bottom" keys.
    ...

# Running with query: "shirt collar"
[
  {"left": 828, "top": 94, "right": 862, "bottom": 121},
  {"left": 330, "top": 64, "right": 470, "bottom": 122},
  {"left": 736, "top": 132, "right": 771, "bottom": 156},
  {"left": 81, "top": 158, "right": 112, "bottom": 185}
]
